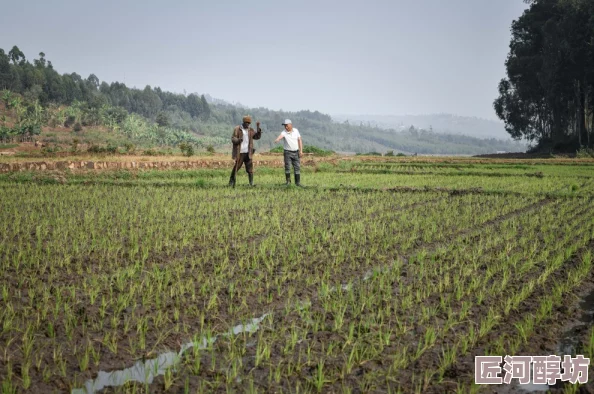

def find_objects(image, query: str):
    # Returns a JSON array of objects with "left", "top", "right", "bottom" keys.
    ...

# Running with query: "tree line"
[
  {"left": 494, "top": 0, "right": 594, "bottom": 152},
  {"left": 0, "top": 46, "right": 211, "bottom": 123}
]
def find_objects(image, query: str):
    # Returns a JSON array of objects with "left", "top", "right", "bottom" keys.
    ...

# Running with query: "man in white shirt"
[
  {"left": 230, "top": 115, "right": 262, "bottom": 187},
  {"left": 274, "top": 119, "right": 303, "bottom": 186}
]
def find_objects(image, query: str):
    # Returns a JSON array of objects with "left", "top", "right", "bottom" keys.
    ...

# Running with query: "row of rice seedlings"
[
  {"left": 159, "top": 199, "right": 594, "bottom": 392},
  {"left": 393, "top": 200, "right": 592, "bottom": 348},
  {"left": 350, "top": 164, "right": 542, "bottom": 178},
  {"left": 405, "top": 207, "right": 594, "bottom": 390},
  {"left": 401, "top": 198, "right": 588, "bottom": 316},
  {"left": 1, "top": 186, "right": 491, "bottom": 390},
  {"left": 490, "top": 249, "right": 593, "bottom": 358},
  {"left": 8, "top": 163, "right": 590, "bottom": 196},
  {"left": 0, "top": 178, "right": 584, "bottom": 390},
  {"left": 450, "top": 248, "right": 593, "bottom": 394},
  {"left": 351, "top": 161, "right": 594, "bottom": 179}
]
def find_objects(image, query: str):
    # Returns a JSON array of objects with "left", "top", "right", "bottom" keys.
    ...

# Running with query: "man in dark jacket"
[{"left": 229, "top": 115, "right": 262, "bottom": 187}]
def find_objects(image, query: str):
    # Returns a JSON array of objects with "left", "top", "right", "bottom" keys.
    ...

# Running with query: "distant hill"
[
  {"left": 224, "top": 107, "right": 526, "bottom": 155},
  {"left": 203, "top": 94, "right": 247, "bottom": 109},
  {"left": 332, "top": 114, "right": 511, "bottom": 140},
  {"left": 0, "top": 45, "right": 525, "bottom": 156}
]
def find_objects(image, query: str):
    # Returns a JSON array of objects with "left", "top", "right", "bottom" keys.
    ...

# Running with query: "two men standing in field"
[{"left": 230, "top": 116, "right": 303, "bottom": 187}]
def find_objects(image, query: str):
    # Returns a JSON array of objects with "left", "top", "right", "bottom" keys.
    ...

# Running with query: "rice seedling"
[{"left": 0, "top": 158, "right": 592, "bottom": 392}]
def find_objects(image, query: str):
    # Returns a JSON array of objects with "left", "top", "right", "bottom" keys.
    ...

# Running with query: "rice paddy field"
[{"left": 1, "top": 157, "right": 594, "bottom": 393}]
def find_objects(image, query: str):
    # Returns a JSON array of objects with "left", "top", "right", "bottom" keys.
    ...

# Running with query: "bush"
[
  {"left": 64, "top": 116, "right": 76, "bottom": 128},
  {"left": 41, "top": 144, "right": 62, "bottom": 156},
  {"left": 576, "top": 147, "right": 594, "bottom": 158},
  {"left": 302, "top": 145, "right": 334, "bottom": 156},
  {"left": 48, "top": 117, "right": 59, "bottom": 128},
  {"left": 87, "top": 145, "right": 103, "bottom": 154},
  {"left": 143, "top": 149, "right": 158, "bottom": 156},
  {"left": 0, "top": 126, "right": 11, "bottom": 140},
  {"left": 24, "top": 124, "right": 42, "bottom": 136},
  {"left": 385, "top": 150, "right": 394, "bottom": 156},
  {"left": 179, "top": 142, "right": 194, "bottom": 157},
  {"left": 73, "top": 122, "right": 83, "bottom": 132},
  {"left": 206, "top": 145, "right": 215, "bottom": 154},
  {"left": 124, "top": 143, "right": 135, "bottom": 154},
  {"left": 87, "top": 144, "right": 118, "bottom": 154}
]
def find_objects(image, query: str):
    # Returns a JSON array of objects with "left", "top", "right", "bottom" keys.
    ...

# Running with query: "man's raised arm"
[{"left": 253, "top": 122, "right": 262, "bottom": 140}]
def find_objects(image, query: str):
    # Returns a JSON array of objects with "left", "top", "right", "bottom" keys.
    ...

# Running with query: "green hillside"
[{"left": 0, "top": 46, "right": 525, "bottom": 155}]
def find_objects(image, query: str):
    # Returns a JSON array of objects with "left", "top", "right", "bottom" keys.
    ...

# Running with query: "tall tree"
[
  {"left": 8, "top": 46, "right": 25, "bottom": 65},
  {"left": 200, "top": 94, "right": 210, "bottom": 121},
  {"left": 156, "top": 111, "right": 170, "bottom": 127},
  {"left": 494, "top": 0, "right": 594, "bottom": 150},
  {"left": 0, "top": 49, "right": 12, "bottom": 90},
  {"left": 185, "top": 94, "right": 203, "bottom": 118}
]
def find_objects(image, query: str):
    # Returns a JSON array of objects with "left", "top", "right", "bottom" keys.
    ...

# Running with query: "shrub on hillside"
[
  {"left": 124, "top": 143, "right": 135, "bottom": 154},
  {"left": 64, "top": 116, "right": 76, "bottom": 128},
  {"left": 179, "top": 142, "right": 194, "bottom": 157},
  {"left": 87, "top": 144, "right": 118, "bottom": 154}
]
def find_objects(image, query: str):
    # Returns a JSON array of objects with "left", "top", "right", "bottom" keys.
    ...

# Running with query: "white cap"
[{"left": 282, "top": 119, "right": 292, "bottom": 125}]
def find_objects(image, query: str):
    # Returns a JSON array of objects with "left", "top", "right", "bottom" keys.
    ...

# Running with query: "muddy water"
[
  {"left": 71, "top": 315, "right": 268, "bottom": 394},
  {"left": 497, "top": 286, "right": 594, "bottom": 393},
  {"left": 557, "top": 287, "right": 594, "bottom": 356},
  {"left": 71, "top": 258, "right": 393, "bottom": 393},
  {"left": 71, "top": 271, "right": 593, "bottom": 393}
]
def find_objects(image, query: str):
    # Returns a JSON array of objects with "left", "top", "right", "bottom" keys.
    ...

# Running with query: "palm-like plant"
[{"left": 1, "top": 90, "right": 11, "bottom": 108}]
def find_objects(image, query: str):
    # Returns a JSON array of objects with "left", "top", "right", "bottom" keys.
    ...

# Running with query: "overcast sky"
[{"left": 0, "top": 0, "right": 528, "bottom": 120}]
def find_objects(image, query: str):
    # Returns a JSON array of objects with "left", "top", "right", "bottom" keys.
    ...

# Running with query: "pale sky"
[{"left": 0, "top": 0, "right": 528, "bottom": 120}]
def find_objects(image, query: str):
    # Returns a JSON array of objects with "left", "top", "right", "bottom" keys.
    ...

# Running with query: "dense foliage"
[
  {"left": 0, "top": 46, "right": 211, "bottom": 122},
  {"left": 494, "top": 0, "right": 594, "bottom": 152}
]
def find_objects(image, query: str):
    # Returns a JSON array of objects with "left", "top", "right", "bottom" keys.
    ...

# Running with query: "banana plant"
[{"left": 1, "top": 90, "right": 11, "bottom": 107}]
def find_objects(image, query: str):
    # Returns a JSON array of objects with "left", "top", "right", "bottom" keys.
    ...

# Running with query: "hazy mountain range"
[
  {"left": 199, "top": 96, "right": 525, "bottom": 154},
  {"left": 332, "top": 114, "right": 512, "bottom": 140}
]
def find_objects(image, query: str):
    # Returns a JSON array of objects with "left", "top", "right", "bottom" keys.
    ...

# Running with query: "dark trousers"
[
  {"left": 284, "top": 150, "right": 300, "bottom": 175},
  {"left": 233, "top": 153, "right": 253, "bottom": 175}
]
